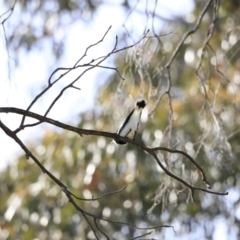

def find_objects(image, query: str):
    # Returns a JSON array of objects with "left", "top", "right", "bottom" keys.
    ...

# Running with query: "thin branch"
[
  {"left": 151, "top": 147, "right": 211, "bottom": 188},
  {"left": 19, "top": 29, "right": 149, "bottom": 130},
  {"left": 71, "top": 184, "right": 128, "bottom": 201},
  {"left": 40, "top": 31, "right": 149, "bottom": 119},
  {"left": 195, "top": 0, "right": 220, "bottom": 107},
  {"left": 82, "top": 212, "right": 99, "bottom": 240},
  {"left": 112, "top": 30, "right": 149, "bottom": 55},
  {"left": 1, "top": 0, "right": 17, "bottom": 80},
  {"left": 74, "top": 25, "right": 112, "bottom": 67},
  {"left": 94, "top": 218, "right": 110, "bottom": 240},
  {"left": 71, "top": 85, "right": 81, "bottom": 91},
  {"left": 64, "top": 182, "right": 174, "bottom": 231},
  {"left": 0, "top": 120, "right": 67, "bottom": 189},
  {"left": 164, "top": 0, "right": 213, "bottom": 68},
  {"left": 0, "top": 0, "right": 17, "bottom": 24},
  {"left": 19, "top": 25, "right": 112, "bottom": 127},
  {"left": 149, "top": 1, "right": 214, "bottom": 117},
  {"left": 0, "top": 107, "right": 228, "bottom": 199},
  {"left": 87, "top": 64, "right": 125, "bottom": 80},
  {"left": 0, "top": 119, "right": 173, "bottom": 236},
  {"left": 130, "top": 231, "right": 153, "bottom": 240}
]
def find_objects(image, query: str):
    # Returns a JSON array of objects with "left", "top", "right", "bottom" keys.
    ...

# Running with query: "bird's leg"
[
  {"left": 125, "top": 129, "right": 132, "bottom": 137},
  {"left": 133, "top": 131, "right": 137, "bottom": 140}
]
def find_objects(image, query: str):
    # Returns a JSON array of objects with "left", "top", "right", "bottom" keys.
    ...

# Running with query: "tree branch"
[
  {"left": 0, "top": 119, "right": 173, "bottom": 239},
  {"left": 18, "top": 28, "right": 149, "bottom": 130},
  {"left": 0, "top": 107, "right": 228, "bottom": 199}
]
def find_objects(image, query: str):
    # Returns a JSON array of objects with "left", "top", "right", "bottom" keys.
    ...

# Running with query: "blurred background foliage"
[{"left": 1, "top": 0, "right": 240, "bottom": 239}]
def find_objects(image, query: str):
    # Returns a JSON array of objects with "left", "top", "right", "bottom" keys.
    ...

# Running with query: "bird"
[{"left": 114, "top": 99, "right": 146, "bottom": 144}]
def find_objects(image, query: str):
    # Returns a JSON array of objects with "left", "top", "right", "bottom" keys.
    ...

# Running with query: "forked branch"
[{"left": 0, "top": 107, "right": 228, "bottom": 200}]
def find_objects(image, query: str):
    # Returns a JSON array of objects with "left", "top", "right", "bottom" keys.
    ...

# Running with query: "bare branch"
[
  {"left": 0, "top": 0, "right": 17, "bottom": 24},
  {"left": 71, "top": 184, "right": 128, "bottom": 201},
  {"left": 94, "top": 218, "right": 110, "bottom": 240},
  {"left": 0, "top": 107, "right": 228, "bottom": 199},
  {"left": 18, "top": 28, "right": 149, "bottom": 130},
  {"left": 82, "top": 212, "right": 99, "bottom": 240},
  {"left": 151, "top": 147, "right": 211, "bottom": 188},
  {"left": 130, "top": 231, "right": 153, "bottom": 240},
  {"left": 74, "top": 25, "right": 112, "bottom": 67},
  {"left": 0, "top": 119, "right": 174, "bottom": 237},
  {"left": 1, "top": 0, "right": 17, "bottom": 80},
  {"left": 1, "top": 0, "right": 232, "bottom": 238},
  {"left": 19, "top": 26, "right": 112, "bottom": 127},
  {"left": 165, "top": 0, "right": 214, "bottom": 68}
]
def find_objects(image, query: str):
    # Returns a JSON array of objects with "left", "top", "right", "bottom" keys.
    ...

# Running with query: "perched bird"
[{"left": 114, "top": 99, "right": 146, "bottom": 144}]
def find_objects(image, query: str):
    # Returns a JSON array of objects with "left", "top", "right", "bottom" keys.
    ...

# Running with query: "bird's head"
[{"left": 136, "top": 99, "right": 146, "bottom": 109}]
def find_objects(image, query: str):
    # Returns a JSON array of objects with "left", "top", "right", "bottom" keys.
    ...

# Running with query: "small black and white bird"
[{"left": 114, "top": 99, "right": 146, "bottom": 144}]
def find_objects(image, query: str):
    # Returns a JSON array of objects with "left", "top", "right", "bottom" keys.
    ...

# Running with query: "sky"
[{"left": 0, "top": 0, "right": 194, "bottom": 170}]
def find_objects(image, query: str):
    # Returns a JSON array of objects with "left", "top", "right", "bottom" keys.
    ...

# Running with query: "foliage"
[{"left": 1, "top": 0, "right": 240, "bottom": 239}]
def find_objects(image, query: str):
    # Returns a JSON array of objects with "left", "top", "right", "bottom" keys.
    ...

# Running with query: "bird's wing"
[{"left": 117, "top": 108, "right": 135, "bottom": 136}]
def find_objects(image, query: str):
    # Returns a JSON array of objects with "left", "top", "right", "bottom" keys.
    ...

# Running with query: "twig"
[
  {"left": 151, "top": 147, "right": 211, "bottom": 188},
  {"left": 0, "top": 119, "right": 174, "bottom": 236},
  {"left": 19, "top": 28, "right": 149, "bottom": 129},
  {"left": 1, "top": 0, "right": 17, "bottom": 80},
  {"left": 94, "top": 218, "right": 110, "bottom": 240},
  {"left": 71, "top": 184, "right": 127, "bottom": 201},
  {"left": 130, "top": 231, "right": 153, "bottom": 240},
  {"left": 149, "top": 0, "right": 214, "bottom": 116},
  {"left": 82, "top": 212, "right": 99, "bottom": 240},
  {"left": 165, "top": 0, "right": 214, "bottom": 68},
  {"left": 19, "top": 26, "right": 112, "bottom": 127},
  {"left": 0, "top": 107, "right": 228, "bottom": 200}
]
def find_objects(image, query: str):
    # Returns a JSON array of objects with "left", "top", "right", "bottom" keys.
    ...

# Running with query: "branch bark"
[{"left": 0, "top": 107, "right": 228, "bottom": 199}]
